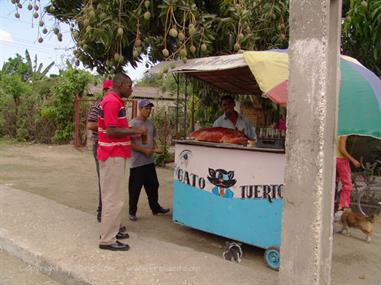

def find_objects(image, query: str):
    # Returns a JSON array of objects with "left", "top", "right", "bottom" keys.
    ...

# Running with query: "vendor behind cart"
[{"left": 213, "top": 95, "right": 257, "bottom": 139}]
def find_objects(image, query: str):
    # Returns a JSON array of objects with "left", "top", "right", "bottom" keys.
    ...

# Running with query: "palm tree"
[
  {"left": 24, "top": 50, "right": 55, "bottom": 82},
  {"left": 1, "top": 50, "right": 55, "bottom": 82}
]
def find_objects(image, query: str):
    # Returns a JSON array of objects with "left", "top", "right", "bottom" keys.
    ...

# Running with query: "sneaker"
[
  {"left": 152, "top": 208, "right": 170, "bottom": 215},
  {"left": 129, "top": 214, "right": 138, "bottom": 221}
]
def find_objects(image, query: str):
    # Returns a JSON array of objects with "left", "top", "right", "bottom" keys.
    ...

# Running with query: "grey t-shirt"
[{"left": 130, "top": 118, "right": 156, "bottom": 168}]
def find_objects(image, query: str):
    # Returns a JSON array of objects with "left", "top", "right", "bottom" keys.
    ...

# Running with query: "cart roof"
[{"left": 147, "top": 54, "right": 261, "bottom": 95}]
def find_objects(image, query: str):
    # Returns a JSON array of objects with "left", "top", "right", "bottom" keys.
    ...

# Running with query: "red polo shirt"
[{"left": 97, "top": 92, "right": 131, "bottom": 161}]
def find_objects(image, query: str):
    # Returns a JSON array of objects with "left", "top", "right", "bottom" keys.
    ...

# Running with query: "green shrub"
[
  {"left": 45, "top": 68, "right": 92, "bottom": 144},
  {"left": 0, "top": 67, "right": 93, "bottom": 144}
]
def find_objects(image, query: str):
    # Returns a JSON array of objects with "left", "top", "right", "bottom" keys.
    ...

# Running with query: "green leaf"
[
  {"left": 25, "top": 50, "right": 33, "bottom": 77},
  {"left": 41, "top": 62, "right": 55, "bottom": 78}
]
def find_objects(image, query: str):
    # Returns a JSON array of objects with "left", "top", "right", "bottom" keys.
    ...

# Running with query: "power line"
[
  {"left": 0, "top": 33, "right": 74, "bottom": 49},
  {"left": 0, "top": 40, "right": 70, "bottom": 57},
  {"left": 0, "top": 12, "right": 72, "bottom": 34}
]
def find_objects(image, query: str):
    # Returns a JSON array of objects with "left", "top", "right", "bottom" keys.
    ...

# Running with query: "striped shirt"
[
  {"left": 87, "top": 100, "right": 101, "bottom": 141},
  {"left": 97, "top": 92, "right": 131, "bottom": 161}
]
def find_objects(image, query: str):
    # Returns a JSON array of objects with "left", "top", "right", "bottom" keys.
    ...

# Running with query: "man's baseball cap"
[
  {"left": 103, "top": 79, "right": 113, "bottom": 90},
  {"left": 138, "top": 99, "right": 154, "bottom": 108}
]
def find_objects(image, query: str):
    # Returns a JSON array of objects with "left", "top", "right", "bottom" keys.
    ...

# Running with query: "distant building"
[
  {"left": 131, "top": 86, "right": 176, "bottom": 111},
  {"left": 87, "top": 84, "right": 176, "bottom": 111},
  {"left": 85, "top": 84, "right": 177, "bottom": 146}
]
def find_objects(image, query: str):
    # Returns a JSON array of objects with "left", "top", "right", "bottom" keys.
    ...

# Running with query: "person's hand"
[
  {"left": 234, "top": 127, "right": 241, "bottom": 133},
  {"left": 352, "top": 159, "right": 361, "bottom": 168},
  {"left": 154, "top": 147, "right": 163, "bottom": 154},
  {"left": 144, "top": 148, "right": 155, "bottom": 156},
  {"left": 136, "top": 127, "right": 147, "bottom": 136}
]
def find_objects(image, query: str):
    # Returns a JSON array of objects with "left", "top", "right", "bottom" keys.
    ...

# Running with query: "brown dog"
[{"left": 339, "top": 209, "right": 374, "bottom": 243}]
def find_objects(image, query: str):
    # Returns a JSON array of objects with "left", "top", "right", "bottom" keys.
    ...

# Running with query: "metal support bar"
[
  {"left": 184, "top": 76, "right": 188, "bottom": 138},
  {"left": 173, "top": 73, "right": 180, "bottom": 137}
]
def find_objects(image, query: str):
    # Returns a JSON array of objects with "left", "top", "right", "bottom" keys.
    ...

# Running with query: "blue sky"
[{"left": 0, "top": 0, "right": 148, "bottom": 81}]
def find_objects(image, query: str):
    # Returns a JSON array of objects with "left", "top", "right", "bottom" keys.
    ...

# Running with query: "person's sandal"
[
  {"left": 129, "top": 214, "right": 138, "bottom": 221},
  {"left": 116, "top": 232, "right": 129, "bottom": 239}
]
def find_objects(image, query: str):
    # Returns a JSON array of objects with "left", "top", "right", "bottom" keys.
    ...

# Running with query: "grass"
[{"left": 0, "top": 137, "right": 21, "bottom": 147}]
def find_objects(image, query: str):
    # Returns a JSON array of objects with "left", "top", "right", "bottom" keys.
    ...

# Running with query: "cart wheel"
[{"left": 264, "top": 247, "right": 280, "bottom": 271}]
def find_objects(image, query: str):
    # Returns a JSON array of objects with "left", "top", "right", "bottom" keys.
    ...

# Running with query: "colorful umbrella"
[{"left": 243, "top": 50, "right": 381, "bottom": 139}]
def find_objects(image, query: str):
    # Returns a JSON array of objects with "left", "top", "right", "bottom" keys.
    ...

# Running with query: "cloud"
[{"left": 0, "top": 29, "right": 14, "bottom": 43}]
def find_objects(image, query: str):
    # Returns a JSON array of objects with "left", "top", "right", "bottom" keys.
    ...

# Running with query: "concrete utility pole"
[{"left": 279, "top": 1, "right": 342, "bottom": 285}]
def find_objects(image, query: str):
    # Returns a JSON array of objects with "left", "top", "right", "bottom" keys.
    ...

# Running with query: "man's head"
[
  {"left": 220, "top": 95, "right": 236, "bottom": 116},
  {"left": 112, "top": 73, "right": 132, "bottom": 98},
  {"left": 138, "top": 99, "right": 154, "bottom": 119}
]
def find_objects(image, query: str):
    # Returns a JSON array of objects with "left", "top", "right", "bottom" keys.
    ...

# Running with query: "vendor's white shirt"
[{"left": 213, "top": 113, "right": 257, "bottom": 139}]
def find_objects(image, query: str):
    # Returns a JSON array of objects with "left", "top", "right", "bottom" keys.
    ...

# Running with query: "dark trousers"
[
  {"left": 93, "top": 142, "right": 102, "bottom": 213},
  {"left": 129, "top": 163, "right": 161, "bottom": 215}
]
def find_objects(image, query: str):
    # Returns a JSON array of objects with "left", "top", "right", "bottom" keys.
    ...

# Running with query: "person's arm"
[
  {"left": 130, "top": 119, "right": 155, "bottom": 156},
  {"left": 241, "top": 117, "right": 256, "bottom": 140},
  {"left": 87, "top": 122, "right": 98, "bottom": 131},
  {"left": 338, "top": 136, "right": 361, "bottom": 168},
  {"left": 131, "top": 143, "right": 155, "bottom": 156},
  {"left": 103, "top": 100, "right": 147, "bottom": 138},
  {"left": 247, "top": 125, "right": 257, "bottom": 140},
  {"left": 106, "top": 126, "right": 146, "bottom": 138},
  {"left": 153, "top": 140, "right": 162, "bottom": 153},
  {"left": 212, "top": 116, "right": 221, "bottom": 128},
  {"left": 152, "top": 125, "right": 162, "bottom": 153}
]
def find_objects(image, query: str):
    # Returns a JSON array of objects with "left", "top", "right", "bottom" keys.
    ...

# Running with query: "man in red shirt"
[{"left": 98, "top": 73, "right": 146, "bottom": 251}]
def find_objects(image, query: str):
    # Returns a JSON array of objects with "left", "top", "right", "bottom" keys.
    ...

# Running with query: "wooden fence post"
[
  {"left": 73, "top": 94, "right": 81, "bottom": 148},
  {"left": 131, "top": 99, "right": 137, "bottom": 119}
]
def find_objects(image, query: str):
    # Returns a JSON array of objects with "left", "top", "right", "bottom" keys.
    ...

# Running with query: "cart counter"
[{"left": 173, "top": 140, "right": 285, "bottom": 250}]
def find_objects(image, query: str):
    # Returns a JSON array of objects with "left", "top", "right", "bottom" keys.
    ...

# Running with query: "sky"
[{"left": 0, "top": 0, "right": 149, "bottom": 82}]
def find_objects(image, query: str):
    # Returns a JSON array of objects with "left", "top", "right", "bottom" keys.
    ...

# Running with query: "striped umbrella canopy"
[{"left": 244, "top": 50, "right": 381, "bottom": 139}]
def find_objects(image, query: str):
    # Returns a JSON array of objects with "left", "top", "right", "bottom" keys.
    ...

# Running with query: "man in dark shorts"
[{"left": 128, "top": 99, "right": 170, "bottom": 221}]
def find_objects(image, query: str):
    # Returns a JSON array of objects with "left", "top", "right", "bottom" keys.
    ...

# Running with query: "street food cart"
[
  {"left": 174, "top": 141, "right": 284, "bottom": 269},
  {"left": 148, "top": 47, "right": 381, "bottom": 270},
  {"left": 151, "top": 53, "right": 286, "bottom": 270}
]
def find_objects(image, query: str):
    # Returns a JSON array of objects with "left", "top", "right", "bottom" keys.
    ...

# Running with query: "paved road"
[
  {"left": 0, "top": 143, "right": 380, "bottom": 285},
  {"left": 0, "top": 250, "right": 62, "bottom": 285}
]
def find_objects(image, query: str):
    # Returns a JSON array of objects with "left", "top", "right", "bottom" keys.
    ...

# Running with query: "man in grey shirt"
[
  {"left": 128, "top": 99, "right": 170, "bottom": 221},
  {"left": 213, "top": 95, "right": 256, "bottom": 139}
]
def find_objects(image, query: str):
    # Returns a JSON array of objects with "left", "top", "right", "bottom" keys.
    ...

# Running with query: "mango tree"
[
  {"left": 9, "top": 0, "right": 289, "bottom": 74},
  {"left": 9, "top": 0, "right": 381, "bottom": 77}
]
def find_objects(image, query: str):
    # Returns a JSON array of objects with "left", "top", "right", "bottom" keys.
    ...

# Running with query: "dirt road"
[{"left": 0, "top": 142, "right": 380, "bottom": 284}]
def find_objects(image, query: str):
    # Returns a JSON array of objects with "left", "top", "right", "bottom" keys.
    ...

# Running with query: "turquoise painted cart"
[{"left": 172, "top": 140, "right": 285, "bottom": 270}]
